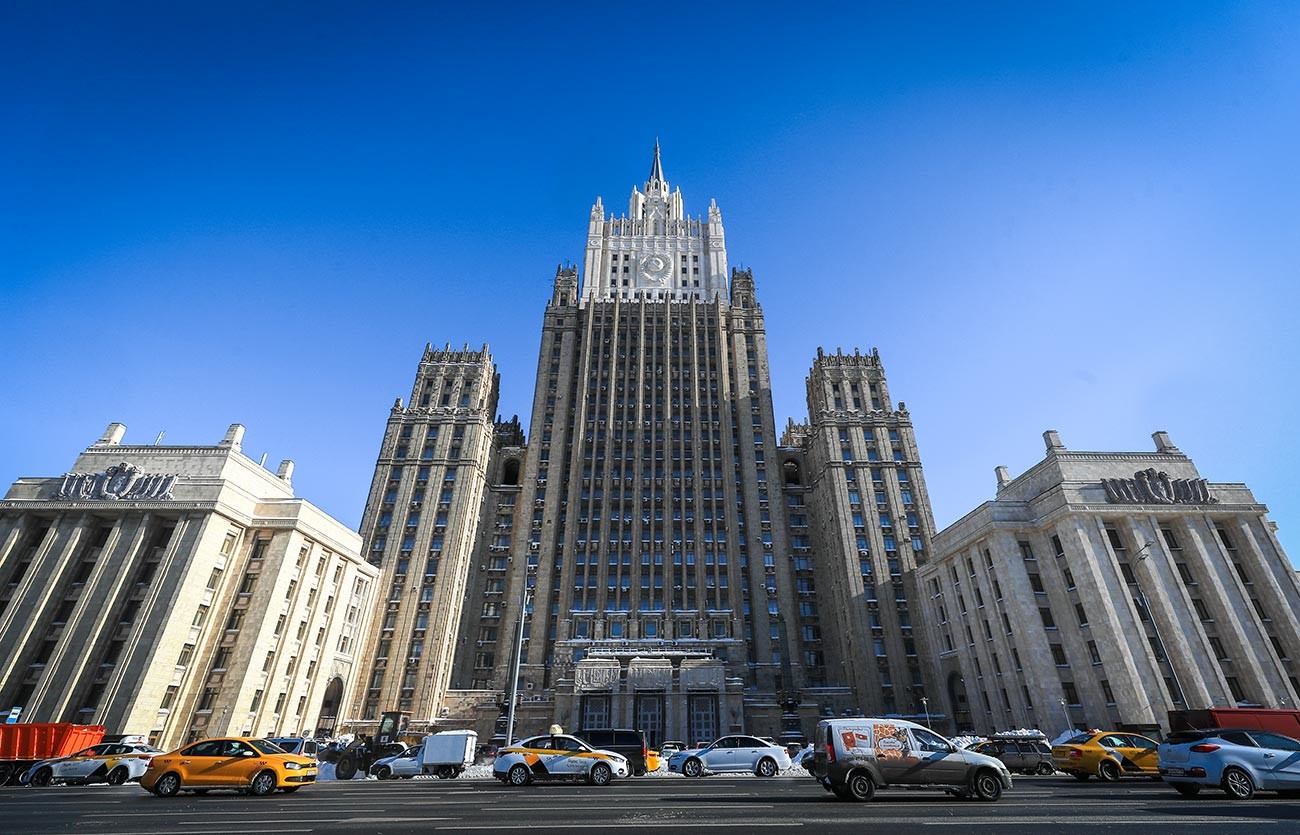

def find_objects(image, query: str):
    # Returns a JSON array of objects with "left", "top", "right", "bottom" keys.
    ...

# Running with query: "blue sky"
[{"left": 3, "top": 2, "right": 1298, "bottom": 561}]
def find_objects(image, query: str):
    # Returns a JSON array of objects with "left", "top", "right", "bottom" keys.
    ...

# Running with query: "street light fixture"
[
  {"left": 1058, "top": 696, "right": 1072, "bottom": 735},
  {"left": 920, "top": 696, "right": 930, "bottom": 728}
]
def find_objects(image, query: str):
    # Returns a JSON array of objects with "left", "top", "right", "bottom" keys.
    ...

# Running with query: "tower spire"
[{"left": 648, "top": 138, "right": 664, "bottom": 184}]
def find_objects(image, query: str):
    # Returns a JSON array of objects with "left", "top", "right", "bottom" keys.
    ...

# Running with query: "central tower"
[
  {"left": 581, "top": 141, "right": 729, "bottom": 303},
  {"left": 451, "top": 143, "right": 818, "bottom": 745}
]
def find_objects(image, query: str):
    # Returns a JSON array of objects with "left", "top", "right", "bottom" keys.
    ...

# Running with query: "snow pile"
[{"left": 951, "top": 735, "right": 985, "bottom": 749}]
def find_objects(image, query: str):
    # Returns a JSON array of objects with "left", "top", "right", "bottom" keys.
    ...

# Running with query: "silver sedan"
[{"left": 667, "top": 735, "right": 792, "bottom": 777}]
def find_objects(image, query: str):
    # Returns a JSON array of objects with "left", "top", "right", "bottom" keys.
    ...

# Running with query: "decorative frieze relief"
[
  {"left": 1101, "top": 468, "right": 1216, "bottom": 505},
  {"left": 53, "top": 462, "right": 177, "bottom": 501}
]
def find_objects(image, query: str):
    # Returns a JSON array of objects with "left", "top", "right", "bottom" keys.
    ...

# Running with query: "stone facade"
[
  {"left": 918, "top": 430, "right": 1300, "bottom": 737},
  {"left": 349, "top": 346, "right": 503, "bottom": 727},
  {"left": 0, "top": 423, "right": 377, "bottom": 749},
  {"left": 350, "top": 147, "right": 943, "bottom": 744},
  {"left": 779, "top": 348, "right": 941, "bottom": 721}
]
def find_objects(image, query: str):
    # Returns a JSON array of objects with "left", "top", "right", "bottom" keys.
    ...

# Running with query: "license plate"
[{"left": 1164, "top": 768, "right": 1185, "bottom": 777}]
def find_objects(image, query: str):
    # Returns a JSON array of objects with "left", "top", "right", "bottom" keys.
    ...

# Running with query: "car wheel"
[
  {"left": 1173, "top": 782, "right": 1202, "bottom": 797},
  {"left": 153, "top": 772, "right": 182, "bottom": 797},
  {"left": 249, "top": 770, "right": 278, "bottom": 797},
  {"left": 1223, "top": 766, "right": 1256, "bottom": 800},
  {"left": 335, "top": 754, "right": 357, "bottom": 781},
  {"left": 106, "top": 767, "right": 130, "bottom": 786},
  {"left": 437, "top": 765, "right": 454, "bottom": 779},
  {"left": 0, "top": 764, "right": 13, "bottom": 786},
  {"left": 846, "top": 770, "right": 876, "bottom": 802},
  {"left": 375, "top": 766, "right": 392, "bottom": 780},
  {"left": 755, "top": 757, "right": 778, "bottom": 778},
  {"left": 29, "top": 767, "right": 53, "bottom": 788},
  {"left": 1036, "top": 762, "right": 1055, "bottom": 775},
  {"left": 1097, "top": 760, "right": 1120, "bottom": 782},
  {"left": 282, "top": 787, "right": 300, "bottom": 794},
  {"left": 507, "top": 764, "right": 531, "bottom": 787},
  {"left": 682, "top": 758, "right": 703, "bottom": 778},
  {"left": 589, "top": 762, "right": 612, "bottom": 786},
  {"left": 633, "top": 765, "right": 646, "bottom": 777},
  {"left": 972, "top": 769, "right": 1003, "bottom": 802}
]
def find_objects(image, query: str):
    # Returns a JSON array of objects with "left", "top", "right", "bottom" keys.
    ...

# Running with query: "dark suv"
[
  {"left": 578, "top": 729, "right": 650, "bottom": 776},
  {"left": 968, "top": 736, "right": 1055, "bottom": 775}
]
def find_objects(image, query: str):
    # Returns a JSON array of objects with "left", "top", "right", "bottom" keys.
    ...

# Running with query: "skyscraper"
[{"left": 351, "top": 146, "right": 940, "bottom": 743}]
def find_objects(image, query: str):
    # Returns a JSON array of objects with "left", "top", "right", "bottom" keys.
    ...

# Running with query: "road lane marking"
[{"left": 454, "top": 824, "right": 792, "bottom": 830}]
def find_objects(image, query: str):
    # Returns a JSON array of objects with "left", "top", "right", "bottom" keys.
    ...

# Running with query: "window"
[
  {"left": 1101, "top": 680, "right": 1116, "bottom": 705},
  {"left": 1039, "top": 608, "right": 1056, "bottom": 629},
  {"left": 911, "top": 728, "right": 951, "bottom": 753},
  {"left": 1250, "top": 732, "right": 1300, "bottom": 753}
]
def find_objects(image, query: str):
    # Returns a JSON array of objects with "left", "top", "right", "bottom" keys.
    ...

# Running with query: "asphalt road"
[{"left": 5, "top": 774, "right": 1300, "bottom": 834}]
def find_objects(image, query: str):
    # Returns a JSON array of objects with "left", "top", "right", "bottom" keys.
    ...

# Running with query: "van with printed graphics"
[{"left": 809, "top": 718, "right": 1012, "bottom": 802}]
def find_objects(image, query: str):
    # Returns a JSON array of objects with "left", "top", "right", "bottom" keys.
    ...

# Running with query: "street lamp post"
[
  {"left": 504, "top": 567, "right": 535, "bottom": 747},
  {"left": 1058, "top": 697, "right": 1072, "bottom": 735},
  {"left": 920, "top": 696, "right": 930, "bottom": 728},
  {"left": 1135, "top": 541, "right": 1188, "bottom": 708}
]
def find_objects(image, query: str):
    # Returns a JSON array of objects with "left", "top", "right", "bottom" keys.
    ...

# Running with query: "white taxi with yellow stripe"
[{"left": 494, "top": 734, "right": 630, "bottom": 786}]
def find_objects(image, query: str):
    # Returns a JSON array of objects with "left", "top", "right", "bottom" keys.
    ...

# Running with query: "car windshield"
[
  {"left": 268, "top": 739, "right": 301, "bottom": 752},
  {"left": 249, "top": 739, "right": 289, "bottom": 755}
]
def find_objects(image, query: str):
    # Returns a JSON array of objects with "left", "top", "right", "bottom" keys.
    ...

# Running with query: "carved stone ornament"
[
  {"left": 53, "top": 462, "right": 178, "bottom": 502},
  {"left": 680, "top": 659, "right": 724, "bottom": 690},
  {"left": 1101, "top": 468, "right": 1216, "bottom": 505},
  {"left": 639, "top": 253, "right": 672, "bottom": 286},
  {"left": 573, "top": 659, "right": 620, "bottom": 692},
  {"left": 627, "top": 658, "right": 673, "bottom": 690}
]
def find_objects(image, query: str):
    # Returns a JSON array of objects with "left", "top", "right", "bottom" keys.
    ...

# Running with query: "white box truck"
[{"left": 420, "top": 730, "right": 477, "bottom": 778}]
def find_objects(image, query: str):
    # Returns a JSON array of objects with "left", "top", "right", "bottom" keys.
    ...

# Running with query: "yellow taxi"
[
  {"left": 1052, "top": 731, "right": 1161, "bottom": 781},
  {"left": 646, "top": 749, "right": 663, "bottom": 772},
  {"left": 140, "top": 737, "right": 317, "bottom": 796}
]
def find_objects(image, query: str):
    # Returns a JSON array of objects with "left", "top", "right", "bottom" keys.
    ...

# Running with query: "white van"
[
  {"left": 809, "top": 718, "right": 1012, "bottom": 801},
  {"left": 420, "top": 730, "right": 477, "bottom": 778}
]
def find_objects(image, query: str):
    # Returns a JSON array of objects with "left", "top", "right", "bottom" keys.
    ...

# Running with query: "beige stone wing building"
[
  {"left": 919, "top": 430, "right": 1300, "bottom": 736},
  {"left": 0, "top": 423, "right": 377, "bottom": 749}
]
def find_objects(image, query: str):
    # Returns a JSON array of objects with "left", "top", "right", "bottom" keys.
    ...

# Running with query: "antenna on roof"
[{"left": 153, "top": 431, "right": 165, "bottom": 446}]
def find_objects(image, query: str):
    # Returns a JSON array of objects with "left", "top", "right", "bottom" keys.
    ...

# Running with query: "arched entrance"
[{"left": 316, "top": 676, "right": 344, "bottom": 736}]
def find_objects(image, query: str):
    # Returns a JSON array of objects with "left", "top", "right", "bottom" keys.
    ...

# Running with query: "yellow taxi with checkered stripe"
[
  {"left": 1051, "top": 731, "right": 1161, "bottom": 781},
  {"left": 494, "top": 734, "right": 630, "bottom": 786}
]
